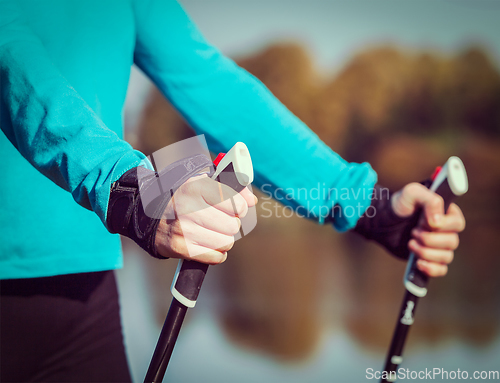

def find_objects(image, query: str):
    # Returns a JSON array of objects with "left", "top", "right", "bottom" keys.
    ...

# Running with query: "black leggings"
[{"left": 0, "top": 271, "right": 132, "bottom": 382}]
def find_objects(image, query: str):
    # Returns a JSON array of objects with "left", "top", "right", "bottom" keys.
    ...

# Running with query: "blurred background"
[{"left": 117, "top": 1, "right": 500, "bottom": 382}]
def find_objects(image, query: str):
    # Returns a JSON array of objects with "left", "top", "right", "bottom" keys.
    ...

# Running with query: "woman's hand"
[
  {"left": 391, "top": 182, "right": 466, "bottom": 277},
  {"left": 155, "top": 174, "right": 257, "bottom": 264}
]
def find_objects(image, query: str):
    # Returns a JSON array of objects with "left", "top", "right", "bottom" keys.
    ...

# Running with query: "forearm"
[
  {"left": 352, "top": 184, "right": 420, "bottom": 259},
  {"left": 133, "top": 0, "right": 377, "bottom": 230},
  {"left": 171, "top": 59, "right": 377, "bottom": 229}
]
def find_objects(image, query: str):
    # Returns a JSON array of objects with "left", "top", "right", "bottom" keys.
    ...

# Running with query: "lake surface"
[{"left": 117, "top": 249, "right": 500, "bottom": 383}]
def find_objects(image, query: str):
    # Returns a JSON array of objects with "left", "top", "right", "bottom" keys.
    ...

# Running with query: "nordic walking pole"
[
  {"left": 144, "top": 142, "right": 254, "bottom": 383},
  {"left": 380, "top": 156, "right": 468, "bottom": 383}
]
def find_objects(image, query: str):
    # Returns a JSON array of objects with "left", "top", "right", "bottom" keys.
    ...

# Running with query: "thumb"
[{"left": 392, "top": 183, "right": 444, "bottom": 229}]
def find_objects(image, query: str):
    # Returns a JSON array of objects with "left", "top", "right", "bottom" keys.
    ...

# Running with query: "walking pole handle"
[
  {"left": 144, "top": 143, "right": 254, "bottom": 383},
  {"left": 403, "top": 156, "right": 468, "bottom": 297},
  {"left": 171, "top": 143, "right": 254, "bottom": 308}
]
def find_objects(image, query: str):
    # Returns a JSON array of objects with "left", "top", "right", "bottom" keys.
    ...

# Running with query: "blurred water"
[
  {"left": 117, "top": 250, "right": 500, "bottom": 383},
  {"left": 162, "top": 312, "right": 500, "bottom": 383}
]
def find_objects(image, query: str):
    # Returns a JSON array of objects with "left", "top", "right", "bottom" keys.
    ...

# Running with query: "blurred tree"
[{"left": 130, "top": 43, "right": 500, "bottom": 359}]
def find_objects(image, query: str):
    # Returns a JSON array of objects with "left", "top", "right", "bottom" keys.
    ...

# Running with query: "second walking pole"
[{"left": 381, "top": 156, "right": 468, "bottom": 383}]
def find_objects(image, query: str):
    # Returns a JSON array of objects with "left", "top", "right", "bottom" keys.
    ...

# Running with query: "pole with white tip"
[{"left": 381, "top": 157, "right": 468, "bottom": 383}]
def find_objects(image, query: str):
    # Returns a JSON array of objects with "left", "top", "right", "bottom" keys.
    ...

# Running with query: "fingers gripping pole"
[
  {"left": 144, "top": 143, "right": 253, "bottom": 383},
  {"left": 403, "top": 156, "right": 468, "bottom": 298},
  {"left": 170, "top": 142, "right": 253, "bottom": 308}
]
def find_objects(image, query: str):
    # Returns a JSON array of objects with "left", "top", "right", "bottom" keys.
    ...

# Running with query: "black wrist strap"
[
  {"left": 106, "top": 154, "right": 213, "bottom": 258},
  {"left": 352, "top": 184, "right": 422, "bottom": 260}
]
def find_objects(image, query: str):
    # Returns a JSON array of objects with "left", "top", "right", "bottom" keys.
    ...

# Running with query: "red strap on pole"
[
  {"left": 431, "top": 166, "right": 442, "bottom": 181},
  {"left": 213, "top": 153, "right": 226, "bottom": 166}
]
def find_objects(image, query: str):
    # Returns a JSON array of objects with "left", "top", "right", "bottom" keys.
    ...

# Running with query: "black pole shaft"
[
  {"left": 144, "top": 299, "right": 188, "bottom": 383},
  {"left": 381, "top": 291, "right": 420, "bottom": 383},
  {"left": 144, "top": 146, "right": 254, "bottom": 382}
]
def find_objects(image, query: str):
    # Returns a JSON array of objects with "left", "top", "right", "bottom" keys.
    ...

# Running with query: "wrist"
[
  {"left": 106, "top": 154, "right": 213, "bottom": 258},
  {"left": 353, "top": 184, "right": 420, "bottom": 259}
]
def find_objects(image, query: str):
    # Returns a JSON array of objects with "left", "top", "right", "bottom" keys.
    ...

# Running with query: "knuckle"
[
  {"left": 407, "top": 182, "right": 421, "bottom": 192},
  {"left": 427, "top": 269, "right": 437, "bottom": 277},
  {"left": 428, "top": 265, "right": 446, "bottom": 277},
  {"left": 183, "top": 183, "right": 196, "bottom": 197},
  {"left": 232, "top": 197, "right": 246, "bottom": 216},
  {"left": 181, "top": 178, "right": 200, "bottom": 197},
  {"left": 212, "top": 257, "right": 223, "bottom": 265},
  {"left": 404, "top": 182, "right": 421, "bottom": 197},
  {"left": 458, "top": 216, "right": 466, "bottom": 232},
  {"left": 418, "top": 247, "right": 431, "bottom": 261},
  {"left": 229, "top": 218, "right": 241, "bottom": 235},
  {"left": 213, "top": 252, "right": 227, "bottom": 265},
  {"left": 439, "top": 249, "right": 453, "bottom": 264},
  {"left": 424, "top": 264, "right": 436, "bottom": 277},
  {"left": 418, "top": 231, "right": 430, "bottom": 245},
  {"left": 224, "top": 236, "right": 235, "bottom": 250},
  {"left": 177, "top": 181, "right": 190, "bottom": 195},
  {"left": 431, "top": 194, "right": 444, "bottom": 209},
  {"left": 220, "top": 237, "right": 235, "bottom": 253},
  {"left": 445, "top": 251, "right": 454, "bottom": 264},
  {"left": 440, "top": 266, "right": 448, "bottom": 277},
  {"left": 171, "top": 196, "right": 190, "bottom": 216}
]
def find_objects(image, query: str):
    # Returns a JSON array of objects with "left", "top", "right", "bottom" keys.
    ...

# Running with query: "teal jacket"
[{"left": 0, "top": 0, "right": 377, "bottom": 279}]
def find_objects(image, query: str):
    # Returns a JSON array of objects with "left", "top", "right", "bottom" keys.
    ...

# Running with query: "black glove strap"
[
  {"left": 352, "top": 184, "right": 423, "bottom": 260},
  {"left": 106, "top": 154, "right": 213, "bottom": 259}
]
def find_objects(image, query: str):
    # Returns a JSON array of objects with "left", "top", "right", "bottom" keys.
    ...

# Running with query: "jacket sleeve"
[
  {"left": 0, "top": 1, "right": 146, "bottom": 225},
  {"left": 132, "top": 0, "right": 377, "bottom": 231}
]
